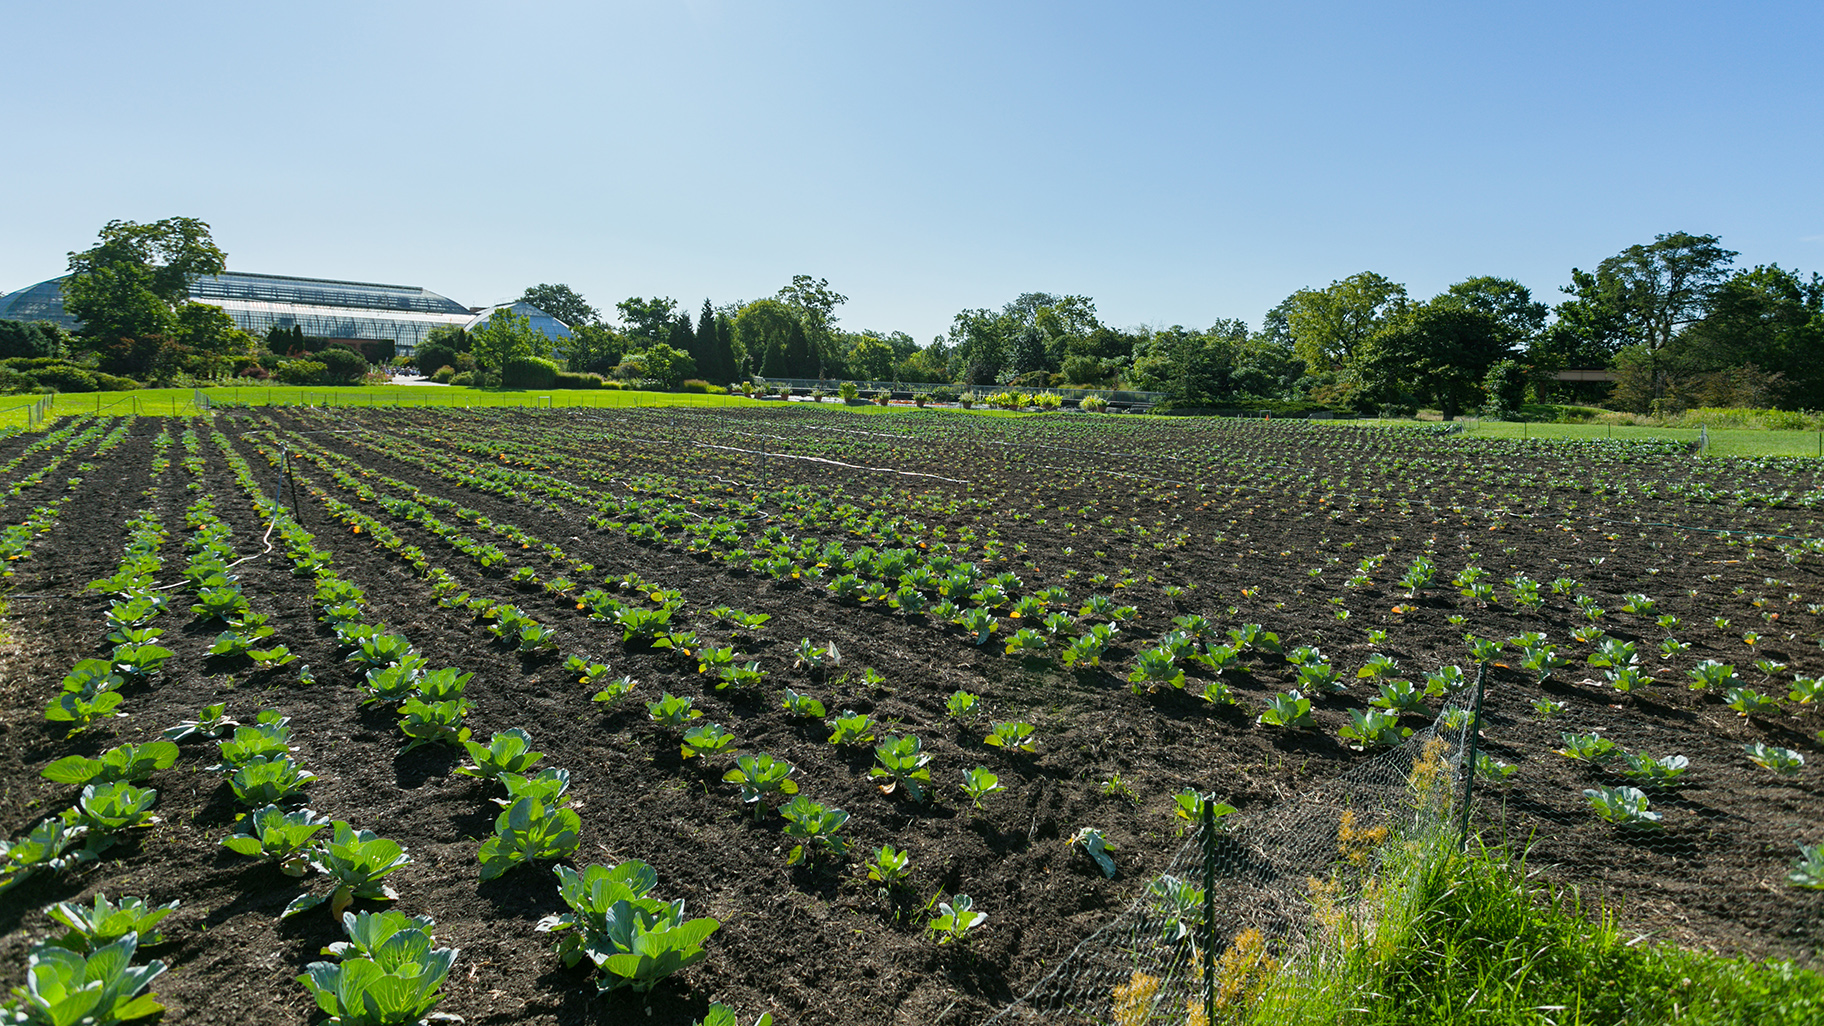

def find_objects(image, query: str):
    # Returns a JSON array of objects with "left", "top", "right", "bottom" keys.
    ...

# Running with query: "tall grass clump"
[{"left": 1248, "top": 832, "right": 1824, "bottom": 1026}]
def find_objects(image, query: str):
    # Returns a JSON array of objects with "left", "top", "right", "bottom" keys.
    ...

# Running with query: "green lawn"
[
  {"left": 16, "top": 387, "right": 1824, "bottom": 459},
  {"left": 1457, "top": 418, "right": 1824, "bottom": 458},
  {"left": 33, "top": 384, "right": 764, "bottom": 419}
]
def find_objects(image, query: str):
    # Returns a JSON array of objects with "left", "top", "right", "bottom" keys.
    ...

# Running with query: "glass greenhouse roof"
[
  {"left": 464, "top": 301, "right": 574, "bottom": 342},
  {"left": 0, "top": 270, "right": 479, "bottom": 353}
]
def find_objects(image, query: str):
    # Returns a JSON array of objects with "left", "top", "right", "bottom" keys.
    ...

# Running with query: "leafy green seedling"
[
  {"left": 1556, "top": 732, "right": 1618, "bottom": 765},
  {"left": 228, "top": 756, "right": 316, "bottom": 807},
  {"left": 869, "top": 735, "right": 933, "bottom": 801},
  {"left": 1788, "top": 844, "right": 1824, "bottom": 890},
  {"left": 927, "top": 894, "right": 986, "bottom": 945},
  {"left": 960, "top": 766, "right": 1004, "bottom": 809},
  {"left": 1068, "top": 827, "right": 1117, "bottom": 878},
  {"left": 42, "top": 893, "right": 179, "bottom": 954},
  {"left": 1256, "top": 692, "right": 1314, "bottom": 729},
  {"left": 826, "top": 711, "right": 877, "bottom": 746},
  {"left": 984, "top": 721, "right": 1038, "bottom": 753},
  {"left": 646, "top": 693, "right": 700, "bottom": 726},
  {"left": 722, "top": 754, "right": 797, "bottom": 819},
  {"left": 1338, "top": 708, "right": 1410, "bottom": 750},
  {"left": 681, "top": 723, "right": 737, "bottom": 760},
  {"left": 1744, "top": 742, "right": 1805, "bottom": 777},
  {"left": 1583, "top": 785, "right": 1662, "bottom": 829},
  {"left": 221, "top": 804, "right": 332, "bottom": 875},
  {"left": 6, "top": 936, "right": 166, "bottom": 1025},
  {"left": 458, "top": 728, "right": 544, "bottom": 782},
  {"left": 1724, "top": 686, "right": 1781, "bottom": 717},
  {"left": 478, "top": 797, "right": 583, "bottom": 881},
  {"left": 41, "top": 742, "right": 178, "bottom": 788},
  {"left": 162, "top": 703, "right": 237, "bottom": 742},
  {"left": 283, "top": 822, "right": 411, "bottom": 919},
  {"left": 591, "top": 675, "right": 638, "bottom": 706},
  {"left": 779, "top": 795, "right": 849, "bottom": 865}
]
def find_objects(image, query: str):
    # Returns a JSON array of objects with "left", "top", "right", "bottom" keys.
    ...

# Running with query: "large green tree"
[
  {"left": 776, "top": 275, "right": 847, "bottom": 372},
  {"left": 1359, "top": 304, "right": 1511, "bottom": 419},
  {"left": 174, "top": 302, "right": 256, "bottom": 375},
  {"left": 1586, "top": 232, "right": 1738, "bottom": 400},
  {"left": 1281, "top": 272, "right": 1408, "bottom": 370},
  {"left": 736, "top": 299, "right": 799, "bottom": 378},
  {"left": 470, "top": 308, "right": 550, "bottom": 370},
  {"left": 62, "top": 217, "right": 227, "bottom": 341},
  {"left": 616, "top": 297, "right": 678, "bottom": 343},
  {"left": 1436, "top": 277, "right": 1547, "bottom": 352},
  {"left": 519, "top": 284, "right": 598, "bottom": 328}
]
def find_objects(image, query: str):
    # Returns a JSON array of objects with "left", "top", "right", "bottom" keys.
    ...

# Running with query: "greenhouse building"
[{"left": 0, "top": 270, "right": 563, "bottom": 357}]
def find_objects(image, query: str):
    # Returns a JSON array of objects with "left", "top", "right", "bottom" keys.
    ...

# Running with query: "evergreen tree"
[
  {"left": 716, "top": 313, "right": 739, "bottom": 381},
  {"left": 666, "top": 312, "right": 695, "bottom": 370},
  {"left": 695, "top": 299, "right": 718, "bottom": 380},
  {"left": 785, "top": 320, "right": 815, "bottom": 377}
]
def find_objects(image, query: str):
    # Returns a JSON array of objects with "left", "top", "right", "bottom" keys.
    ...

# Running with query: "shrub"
[
  {"left": 276, "top": 360, "right": 327, "bottom": 385},
  {"left": 319, "top": 346, "right": 369, "bottom": 384},
  {"left": 1080, "top": 395, "right": 1109, "bottom": 412},
  {"left": 25, "top": 364, "right": 98, "bottom": 393},
  {"left": 552, "top": 371, "right": 602, "bottom": 389},
  {"left": 450, "top": 371, "right": 475, "bottom": 387},
  {"left": 95, "top": 372, "right": 141, "bottom": 391},
  {"left": 0, "top": 320, "right": 59, "bottom": 359},
  {"left": 501, "top": 356, "right": 559, "bottom": 389},
  {"left": 930, "top": 385, "right": 960, "bottom": 403},
  {"left": 430, "top": 365, "right": 456, "bottom": 384},
  {"left": 678, "top": 379, "right": 713, "bottom": 394},
  {"left": 237, "top": 363, "right": 271, "bottom": 380}
]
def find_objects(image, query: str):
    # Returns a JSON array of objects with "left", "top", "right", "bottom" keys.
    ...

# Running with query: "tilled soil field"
[{"left": 0, "top": 405, "right": 1819, "bottom": 1025}]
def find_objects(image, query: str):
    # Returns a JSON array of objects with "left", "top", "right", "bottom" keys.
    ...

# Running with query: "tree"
[
  {"left": 1589, "top": 231, "right": 1739, "bottom": 400},
  {"left": 412, "top": 325, "right": 468, "bottom": 373},
  {"left": 1359, "top": 305, "right": 1511, "bottom": 419},
  {"left": 692, "top": 300, "right": 722, "bottom": 381},
  {"left": 846, "top": 335, "right": 895, "bottom": 381},
  {"left": 1282, "top": 272, "right": 1408, "bottom": 370},
  {"left": 1481, "top": 359, "right": 1529, "bottom": 419},
  {"left": 616, "top": 297, "right": 678, "bottom": 343},
  {"left": 622, "top": 344, "right": 696, "bottom": 389},
  {"left": 0, "top": 320, "right": 60, "bottom": 360},
  {"left": 518, "top": 284, "right": 598, "bottom": 328},
  {"left": 667, "top": 311, "right": 696, "bottom": 366},
  {"left": 1436, "top": 277, "right": 1547, "bottom": 352},
  {"left": 318, "top": 345, "right": 369, "bottom": 384},
  {"left": 784, "top": 320, "right": 816, "bottom": 377},
  {"left": 174, "top": 302, "right": 255, "bottom": 376},
  {"left": 715, "top": 313, "right": 739, "bottom": 381},
  {"left": 62, "top": 217, "right": 227, "bottom": 342},
  {"left": 777, "top": 275, "right": 847, "bottom": 370},
  {"left": 737, "top": 299, "right": 799, "bottom": 378},
  {"left": 1678, "top": 265, "right": 1824, "bottom": 406},
  {"left": 470, "top": 308, "right": 550, "bottom": 370},
  {"left": 946, "top": 308, "right": 1010, "bottom": 385},
  {"left": 563, "top": 322, "right": 627, "bottom": 375}
]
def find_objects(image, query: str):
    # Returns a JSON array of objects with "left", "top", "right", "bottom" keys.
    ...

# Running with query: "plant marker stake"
[
  {"left": 1202, "top": 791, "right": 1217, "bottom": 1026},
  {"left": 285, "top": 449, "right": 300, "bottom": 520},
  {"left": 1458, "top": 661, "right": 1488, "bottom": 850}
]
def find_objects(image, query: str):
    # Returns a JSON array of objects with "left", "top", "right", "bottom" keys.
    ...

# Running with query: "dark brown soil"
[{"left": 0, "top": 407, "right": 1819, "bottom": 1026}]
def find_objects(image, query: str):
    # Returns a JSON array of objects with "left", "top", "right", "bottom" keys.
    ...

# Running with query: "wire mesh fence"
[
  {"left": 984, "top": 676, "right": 1484, "bottom": 1025},
  {"left": 982, "top": 659, "right": 1823, "bottom": 1025}
]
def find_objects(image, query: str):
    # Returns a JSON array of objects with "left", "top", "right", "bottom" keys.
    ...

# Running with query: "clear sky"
[{"left": 3, "top": 1, "right": 1819, "bottom": 343}]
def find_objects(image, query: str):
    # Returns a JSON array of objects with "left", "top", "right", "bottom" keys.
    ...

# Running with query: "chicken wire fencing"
[
  {"left": 982, "top": 663, "right": 1823, "bottom": 1026},
  {"left": 983, "top": 672, "right": 1485, "bottom": 1026}
]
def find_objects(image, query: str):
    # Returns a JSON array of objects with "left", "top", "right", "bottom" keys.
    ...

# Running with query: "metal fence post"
[
  {"left": 1458, "top": 661, "right": 1488, "bottom": 849},
  {"left": 1202, "top": 793, "right": 1217, "bottom": 1025}
]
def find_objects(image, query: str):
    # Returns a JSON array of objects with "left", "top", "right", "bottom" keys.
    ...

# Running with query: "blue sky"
[{"left": 3, "top": 1, "right": 1819, "bottom": 343}]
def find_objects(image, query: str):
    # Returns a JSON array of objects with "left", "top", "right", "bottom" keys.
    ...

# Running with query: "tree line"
[
  {"left": 476, "top": 231, "right": 1819, "bottom": 415},
  {"left": 9, "top": 217, "right": 1819, "bottom": 413}
]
